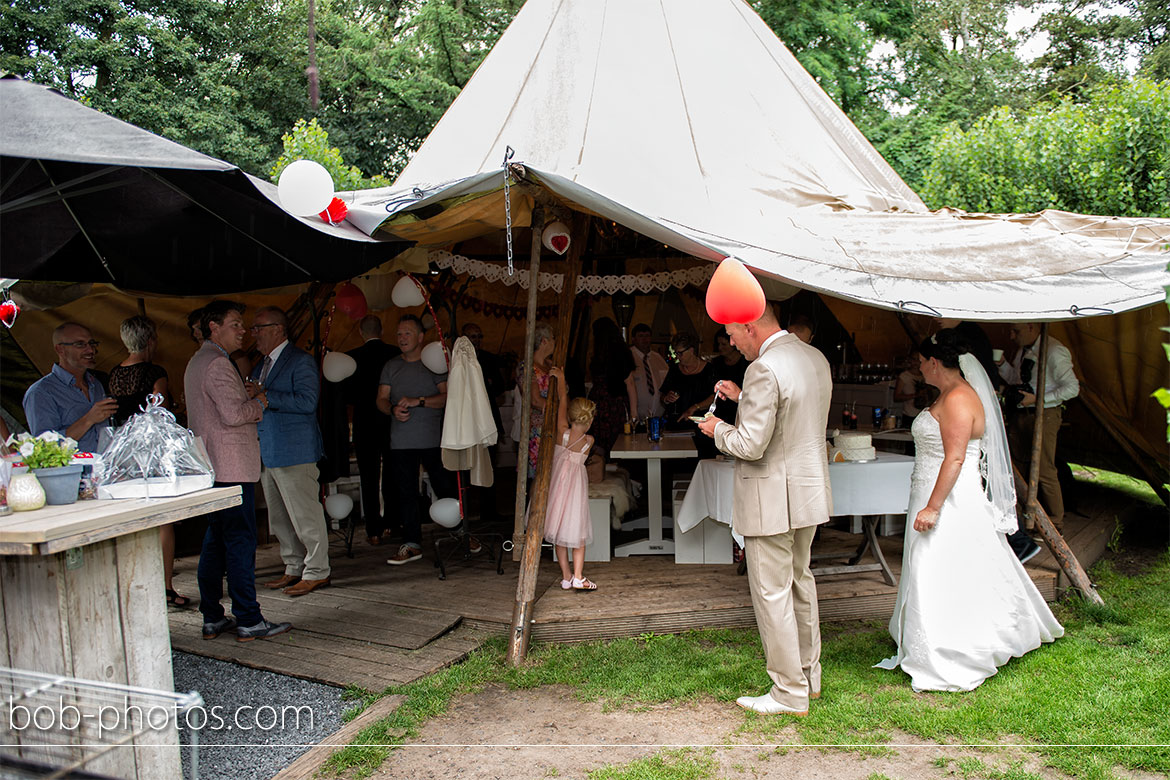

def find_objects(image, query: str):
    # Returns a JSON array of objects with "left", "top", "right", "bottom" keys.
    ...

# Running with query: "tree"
[
  {"left": 270, "top": 118, "right": 389, "bottom": 190},
  {"left": 920, "top": 78, "right": 1170, "bottom": 217}
]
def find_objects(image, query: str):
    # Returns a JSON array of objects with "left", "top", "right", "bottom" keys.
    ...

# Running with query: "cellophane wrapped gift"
[{"left": 96, "top": 394, "right": 215, "bottom": 499}]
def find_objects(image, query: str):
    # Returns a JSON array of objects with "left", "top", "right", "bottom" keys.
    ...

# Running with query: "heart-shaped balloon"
[
  {"left": 705, "top": 257, "right": 766, "bottom": 324},
  {"left": 0, "top": 299, "right": 19, "bottom": 328}
]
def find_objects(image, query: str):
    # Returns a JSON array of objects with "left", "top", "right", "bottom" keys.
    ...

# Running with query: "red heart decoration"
[
  {"left": 0, "top": 299, "right": 19, "bottom": 328},
  {"left": 705, "top": 257, "right": 766, "bottom": 325},
  {"left": 318, "top": 197, "right": 349, "bottom": 225},
  {"left": 334, "top": 282, "right": 368, "bottom": 319},
  {"left": 549, "top": 234, "right": 569, "bottom": 254}
]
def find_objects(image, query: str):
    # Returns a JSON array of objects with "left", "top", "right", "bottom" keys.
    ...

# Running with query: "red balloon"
[
  {"left": 0, "top": 299, "right": 19, "bottom": 328},
  {"left": 319, "top": 197, "right": 348, "bottom": 224},
  {"left": 705, "top": 257, "right": 766, "bottom": 324},
  {"left": 335, "top": 282, "right": 368, "bottom": 319}
]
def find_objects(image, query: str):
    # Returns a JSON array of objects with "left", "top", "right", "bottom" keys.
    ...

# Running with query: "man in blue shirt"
[{"left": 23, "top": 323, "right": 117, "bottom": 452}]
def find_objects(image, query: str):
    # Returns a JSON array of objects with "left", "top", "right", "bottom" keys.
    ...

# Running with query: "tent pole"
[
  {"left": 1076, "top": 386, "right": 1169, "bottom": 507},
  {"left": 1025, "top": 324, "right": 1050, "bottom": 529},
  {"left": 512, "top": 203, "right": 546, "bottom": 560},
  {"left": 36, "top": 161, "right": 117, "bottom": 283},
  {"left": 507, "top": 211, "right": 587, "bottom": 666},
  {"left": 1013, "top": 465, "right": 1104, "bottom": 605}
]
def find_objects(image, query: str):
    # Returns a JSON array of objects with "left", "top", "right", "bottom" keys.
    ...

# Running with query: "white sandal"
[
  {"left": 560, "top": 578, "right": 573, "bottom": 590},
  {"left": 571, "top": 577, "right": 598, "bottom": 591}
]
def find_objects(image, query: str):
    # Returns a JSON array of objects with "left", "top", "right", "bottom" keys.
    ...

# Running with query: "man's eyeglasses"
[
  {"left": 59, "top": 340, "right": 99, "bottom": 349},
  {"left": 249, "top": 323, "right": 281, "bottom": 333}
]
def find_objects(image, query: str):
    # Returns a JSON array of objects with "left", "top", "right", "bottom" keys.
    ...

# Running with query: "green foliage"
[
  {"left": 921, "top": 78, "right": 1170, "bottom": 215},
  {"left": 589, "top": 748, "right": 718, "bottom": 780},
  {"left": 270, "top": 118, "right": 388, "bottom": 190},
  {"left": 9, "top": 432, "right": 77, "bottom": 468}
]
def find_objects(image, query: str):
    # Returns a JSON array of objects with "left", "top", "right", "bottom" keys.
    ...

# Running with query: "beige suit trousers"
[
  {"left": 744, "top": 525, "right": 821, "bottom": 708},
  {"left": 1009, "top": 406, "right": 1064, "bottom": 530},
  {"left": 261, "top": 463, "right": 331, "bottom": 581}
]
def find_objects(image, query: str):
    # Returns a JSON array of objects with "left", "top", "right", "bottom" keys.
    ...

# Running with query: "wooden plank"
[
  {"left": 247, "top": 594, "right": 460, "bottom": 650},
  {"left": 0, "top": 487, "right": 240, "bottom": 550},
  {"left": 41, "top": 495, "right": 239, "bottom": 554},
  {"left": 271, "top": 694, "right": 407, "bottom": 780}
]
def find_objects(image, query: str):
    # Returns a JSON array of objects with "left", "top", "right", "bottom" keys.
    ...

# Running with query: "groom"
[{"left": 698, "top": 304, "right": 833, "bottom": 715}]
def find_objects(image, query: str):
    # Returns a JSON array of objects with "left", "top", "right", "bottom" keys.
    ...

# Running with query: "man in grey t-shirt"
[{"left": 376, "top": 314, "right": 455, "bottom": 564}]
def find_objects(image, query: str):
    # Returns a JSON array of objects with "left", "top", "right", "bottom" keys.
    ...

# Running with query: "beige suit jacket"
[
  {"left": 184, "top": 342, "right": 263, "bottom": 483},
  {"left": 713, "top": 333, "right": 833, "bottom": 536}
]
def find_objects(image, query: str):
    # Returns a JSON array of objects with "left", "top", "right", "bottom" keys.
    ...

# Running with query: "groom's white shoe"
[{"left": 735, "top": 694, "right": 808, "bottom": 716}]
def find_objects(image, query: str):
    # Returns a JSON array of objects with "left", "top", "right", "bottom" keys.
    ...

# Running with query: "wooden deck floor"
[{"left": 168, "top": 505, "right": 1114, "bottom": 691}]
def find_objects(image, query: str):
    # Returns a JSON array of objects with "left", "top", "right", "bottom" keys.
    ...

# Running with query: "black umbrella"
[{"left": 0, "top": 76, "right": 411, "bottom": 294}]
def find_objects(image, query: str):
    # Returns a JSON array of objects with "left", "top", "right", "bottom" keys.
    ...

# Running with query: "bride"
[{"left": 876, "top": 329, "right": 1063, "bottom": 692}]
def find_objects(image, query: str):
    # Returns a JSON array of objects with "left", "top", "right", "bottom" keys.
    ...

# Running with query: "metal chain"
[{"left": 502, "top": 145, "right": 515, "bottom": 276}]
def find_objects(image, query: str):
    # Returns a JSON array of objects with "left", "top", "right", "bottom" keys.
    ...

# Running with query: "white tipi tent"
[{"left": 343, "top": 0, "right": 1169, "bottom": 321}]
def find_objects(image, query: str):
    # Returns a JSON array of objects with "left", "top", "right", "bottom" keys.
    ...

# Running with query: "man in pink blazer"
[
  {"left": 185, "top": 300, "right": 291, "bottom": 642},
  {"left": 699, "top": 304, "right": 833, "bottom": 715}
]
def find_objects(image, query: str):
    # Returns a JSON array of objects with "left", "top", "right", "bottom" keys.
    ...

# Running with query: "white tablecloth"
[{"left": 676, "top": 453, "right": 917, "bottom": 535}]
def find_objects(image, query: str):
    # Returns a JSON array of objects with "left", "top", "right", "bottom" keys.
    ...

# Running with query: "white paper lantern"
[
  {"left": 541, "top": 221, "right": 571, "bottom": 255},
  {"left": 421, "top": 341, "right": 448, "bottom": 374},
  {"left": 391, "top": 276, "right": 425, "bottom": 308},
  {"left": 277, "top": 160, "right": 335, "bottom": 216},
  {"left": 324, "top": 492, "right": 353, "bottom": 521},
  {"left": 322, "top": 351, "right": 357, "bottom": 383},
  {"left": 428, "top": 497, "right": 461, "bottom": 528}
]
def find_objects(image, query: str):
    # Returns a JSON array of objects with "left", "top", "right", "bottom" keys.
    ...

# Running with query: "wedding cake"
[{"left": 829, "top": 431, "right": 876, "bottom": 462}]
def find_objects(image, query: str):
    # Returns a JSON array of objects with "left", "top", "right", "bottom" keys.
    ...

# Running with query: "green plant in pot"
[{"left": 8, "top": 432, "right": 82, "bottom": 506}]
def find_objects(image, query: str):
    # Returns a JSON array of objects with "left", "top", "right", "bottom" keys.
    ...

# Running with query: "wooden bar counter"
[{"left": 0, "top": 486, "right": 240, "bottom": 779}]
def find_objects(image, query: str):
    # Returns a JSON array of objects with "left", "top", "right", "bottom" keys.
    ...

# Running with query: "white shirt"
[
  {"left": 758, "top": 329, "right": 788, "bottom": 356},
  {"left": 998, "top": 335, "right": 1079, "bottom": 409},
  {"left": 631, "top": 345, "right": 669, "bottom": 418}
]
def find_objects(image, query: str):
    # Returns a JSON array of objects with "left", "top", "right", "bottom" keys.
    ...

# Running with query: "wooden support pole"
[
  {"left": 512, "top": 204, "right": 545, "bottom": 561},
  {"left": 1024, "top": 324, "right": 1050, "bottom": 528},
  {"left": 506, "top": 211, "right": 587, "bottom": 666},
  {"left": 1076, "top": 385, "right": 1169, "bottom": 507},
  {"left": 1012, "top": 465, "right": 1104, "bottom": 605}
]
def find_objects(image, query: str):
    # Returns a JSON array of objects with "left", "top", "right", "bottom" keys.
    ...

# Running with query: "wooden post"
[
  {"left": 1012, "top": 466, "right": 1104, "bottom": 605},
  {"left": 512, "top": 204, "right": 545, "bottom": 561},
  {"left": 1024, "top": 323, "right": 1050, "bottom": 528},
  {"left": 1076, "top": 385, "right": 1169, "bottom": 507},
  {"left": 507, "top": 211, "right": 587, "bottom": 666}
]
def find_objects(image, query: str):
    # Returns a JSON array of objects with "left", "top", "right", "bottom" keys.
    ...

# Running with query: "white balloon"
[
  {"left": 277, "top": 160, "right": 335, "bottom": 216},
  {"left": 420, "top": 312, "right": 435, "bottom": 331},
  {"left": 421, "top": 341, "right": 448, "bottom": 374},
  {"left": 390, "top": 276, "right": 425, "bottom": 308},
  {"left": 324, "top": 492, "right": 353, "bottom": 520},
  {"left": 322, "top": 351, "right": 357, "bottom": 382},
  {"left": 428, "top": 497, "right": 462, "bottom": 528}
]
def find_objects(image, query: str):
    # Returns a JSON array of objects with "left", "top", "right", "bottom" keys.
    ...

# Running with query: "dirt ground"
[{"left": 368, "top": 684, "right": 1159, "bottom": 780}]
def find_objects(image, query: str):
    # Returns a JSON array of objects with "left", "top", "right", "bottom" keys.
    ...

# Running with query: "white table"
[
  {"left": 676, "top": 453, "right": 916, "bottom": 581},
  {"left": 608, "top": 432, "right": 697, "bottom": 556}
]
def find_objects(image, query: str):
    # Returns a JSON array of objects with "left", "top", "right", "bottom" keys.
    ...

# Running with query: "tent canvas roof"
[{"left": 341, "top": 0, "right": 1169, "bottom": 321}]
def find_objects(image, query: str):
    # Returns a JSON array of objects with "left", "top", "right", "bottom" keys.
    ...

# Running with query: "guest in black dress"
[
  {"left": 660, "top": 333, "right": 718, "bottom": 459},
  {"left": 586, "top": 317, "right": 637, "bottom": 455},
  {"left": 710, "top": 329, "right": 747, "bottom": 424}
]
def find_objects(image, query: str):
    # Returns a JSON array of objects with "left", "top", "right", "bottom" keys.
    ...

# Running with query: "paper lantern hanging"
[
  {"left": 391, "top": 276, "right": 426, "bottom": 308},
  {"left": 428, "top": 497, "right": 461, "bottom": 528},
  {"left": 420, "top": 341, "right": 448, "bottom": 374},
  {"left": 318, "top": 197, "right": 348, "bottom": 224},
  {"left": 276, "top": 159, "right": 335, "bottom": 216},
  {"left": 541, "top": 221, "right": 571, "bottom": 255},
  {"left": 322, "top": 351, "right": 357, "bottom": 383},
  {"left": 705, "top": 257, "right": 766, "bottom": 325},
  {"left": 0, "top": 299, "right": 19, "bottom": 329},
  {"left": 334, "top": 283, "right": 368, "bottom": 319},
  {"left": 324, "top": 492, "right": 353, "bottom": 520}
]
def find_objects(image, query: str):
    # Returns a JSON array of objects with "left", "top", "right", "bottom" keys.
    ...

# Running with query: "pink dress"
[{"left": 542, "top": 431, "right": 593, "bottom": 548}]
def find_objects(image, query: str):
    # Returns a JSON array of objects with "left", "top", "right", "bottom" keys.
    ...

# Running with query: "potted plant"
[{"left": 7, "top": 432, "right": 82, "bottom": 506}]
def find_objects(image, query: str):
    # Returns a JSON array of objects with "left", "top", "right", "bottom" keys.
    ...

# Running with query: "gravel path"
[{"left": 172, "top": 651, "right": 360, "bottom": 780}]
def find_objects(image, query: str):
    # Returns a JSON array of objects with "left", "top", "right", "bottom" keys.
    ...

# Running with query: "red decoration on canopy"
[
  {"left": 334, "top": 282, "right": 368, "bottom": 319},
  {"left": 0, "top": 299, "right": 18, "bottom": 328},
  {"left": 319, "top": 197, "right": 348, "bottom": 225},
  {"left": 705, "top": 257, "right": 766, "bottom": 324}
]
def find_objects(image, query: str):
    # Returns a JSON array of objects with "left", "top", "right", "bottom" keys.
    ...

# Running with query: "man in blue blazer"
[{"left": 248, "top": 306, "right": 331, "bottom": 596}]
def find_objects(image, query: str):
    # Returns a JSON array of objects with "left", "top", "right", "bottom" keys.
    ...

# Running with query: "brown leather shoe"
[
  {"left": 283, "top": 577, "right": 331, "bottom": 597},
  {"left": 264, "top": 574, "right": 301, "bottom": 589}
]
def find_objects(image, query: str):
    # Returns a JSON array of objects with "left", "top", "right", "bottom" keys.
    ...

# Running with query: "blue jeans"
[{"left": 197, "top": 482, "right": 263, "bottom": 627}]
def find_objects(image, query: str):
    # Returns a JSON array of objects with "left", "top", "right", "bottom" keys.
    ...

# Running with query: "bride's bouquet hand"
[{"left": 913, "top": 506, "right": 940, "bottom": 533}]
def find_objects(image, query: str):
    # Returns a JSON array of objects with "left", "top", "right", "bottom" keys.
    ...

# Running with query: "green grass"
[
  {"left": 322, "top": 553, "right": 1170, "bottom": 780},
  {"left": 587, "top": 747, "right": 718, "bottom": 779}
]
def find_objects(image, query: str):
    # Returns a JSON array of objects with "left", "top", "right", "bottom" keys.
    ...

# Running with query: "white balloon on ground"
[
  {"left": 322, "top": 351, "right": 357, "bottom": 382},
  {"left": 429, "top": 497, "right": 462, "bottom": 528},
  {"left": 421, "top": 341, "right": 448, "bottom": 374},
  {"left": 390, "top": 276, "right": 425, "bottom": 308},
  {"left": 277, "top": 160, "right": 335, "bottom": 216},
  {"left": 324, "top": 492, "right": 353, "bottom": 520}
]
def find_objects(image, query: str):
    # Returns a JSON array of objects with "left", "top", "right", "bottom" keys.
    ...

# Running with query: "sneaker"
[
  {"left": 236, "top": 619, "right": 293, "bottom": 642},
  {"left": 468, "top": 536, "right": 483, "bottom": 554},
  {"left": 202, "top": 616, "right": 237, "bottom": 640},
  {"left": 1017, "top": 540, "right": 1042, "bottom": 564},
  {"left": 387, "top": 545, "right": 422, "bottom": 565}
]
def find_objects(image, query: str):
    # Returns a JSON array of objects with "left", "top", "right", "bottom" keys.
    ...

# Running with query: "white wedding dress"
[{"left": 875, "top": 410, "right": 1064, "bottom": 692}]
